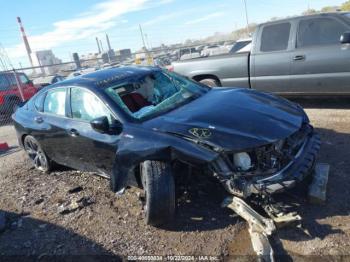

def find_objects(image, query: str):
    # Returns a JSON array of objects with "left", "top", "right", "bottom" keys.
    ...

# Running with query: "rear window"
[
  {"left": 43, "top": 88, "right": 66, "bottom": 116},
  {"left": 230, "top": 41, "right": 251, "bottom": 53},
  {"left": 34, "top": 92, "right": 46, "bottom": 112},
  {"left": 0, "top": 74, "right": 16, "bottom": 91},
  {"left": 260, "top": 22, "right": 291, "bottom": 52},
  {"left": 297, "top": 17, "right": 348, "bottom": 47}
]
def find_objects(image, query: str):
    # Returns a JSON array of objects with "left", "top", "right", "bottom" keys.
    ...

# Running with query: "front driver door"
[
  {"left": 63, "top": 87, "right": 120, "bottom": 176},
  {"left": 290, "top": 16, "right": 350, "bottom": 94}
]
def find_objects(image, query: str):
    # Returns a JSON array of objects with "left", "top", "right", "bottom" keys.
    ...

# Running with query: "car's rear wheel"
[
  {"left": 141, "top": 160, "right": 175, "bottom": 226},
  {"left": 199, "top": 78, "right": 221, "bottom": 87},
  {"left": 23, "top": 135, "right": 51, "bottom": 173}
]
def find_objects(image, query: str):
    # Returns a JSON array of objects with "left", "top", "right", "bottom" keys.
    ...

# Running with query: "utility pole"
[
  {"left": 139, "top": 24, "right": 147, "bottom": 50},
  {"left": 96, "top": 37, "right": 101, "bottom": 54},
  {"left": 106, "top": 33, "right": 112, "bottom": 51},
  {"left": 243, "top": 0, "right": 250, "bottom": 36},
  {"left": 99, "top": 39, "right": 104, "bottom": 52},
  {"left": 145, "top": 33, "right": 152, "bottom": 50}
]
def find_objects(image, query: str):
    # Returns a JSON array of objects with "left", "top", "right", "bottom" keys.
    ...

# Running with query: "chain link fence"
[{"left": 0, "top": 70, "right": 28, "bottom": 125}]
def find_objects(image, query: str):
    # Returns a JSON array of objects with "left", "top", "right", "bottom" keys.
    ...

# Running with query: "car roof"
[
  {"left": 261, "top": 12, "right": 349, "bottom": 26},
  {"left": 48, "top": 66, "right": 160, "bottom": 90}
]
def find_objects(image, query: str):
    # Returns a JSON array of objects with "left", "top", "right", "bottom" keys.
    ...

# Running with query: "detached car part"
[{"left": 222, "top": 197, "right": 275, "bottom": 261}]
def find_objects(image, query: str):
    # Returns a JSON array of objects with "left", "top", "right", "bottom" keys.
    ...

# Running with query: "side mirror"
[
  {"left": 110, "top": 118, "right": 123, "bottom": 135},
  {"left": 90, "top": 116, "right": 110, "bottom": 134},
  {"left": 340, "top": 32, "right": 350, "bottom": 44},
  {"left": 90, "top": 116, "right": 123, "bottom": 135}
]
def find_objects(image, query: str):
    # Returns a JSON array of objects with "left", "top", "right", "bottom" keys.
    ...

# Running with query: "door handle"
[
  {"left": 34, "top": 116, "right": 43, "bottom": 124},
  {"left": 293, "top": 55, "right": 305, "bottom": 61},
  {"left": 68, "top": 129, "right": 80, "bottom": 137}
]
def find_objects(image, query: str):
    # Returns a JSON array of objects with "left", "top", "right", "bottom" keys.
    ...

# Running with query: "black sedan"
[{"left": 12, "top": 66, "right": 320, "bottom": 226}]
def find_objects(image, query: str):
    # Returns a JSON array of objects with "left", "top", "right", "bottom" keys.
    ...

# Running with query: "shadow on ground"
[
  {"left": 277, "top": 126, "right": 350, "bottom": 238},
  {"left": 0, "top": 210, "right": 121, "bottom": 261}
]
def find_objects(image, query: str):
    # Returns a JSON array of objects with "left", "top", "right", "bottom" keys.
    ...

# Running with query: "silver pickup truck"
[{"left": 172, "top": 13, "right": 350, "bottom": 96}]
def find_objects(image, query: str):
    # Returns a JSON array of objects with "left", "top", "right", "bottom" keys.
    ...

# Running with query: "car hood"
[{"left": 144, "top": 88, "right": 305, "bottom": 150}]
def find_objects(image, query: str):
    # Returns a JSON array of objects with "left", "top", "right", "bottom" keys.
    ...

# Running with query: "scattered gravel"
[{"left": 0, "top": 99, "right": 349, "bottom": 259}]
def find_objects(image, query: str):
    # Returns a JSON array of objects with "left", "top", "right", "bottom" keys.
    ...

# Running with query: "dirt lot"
[{"left": 0, "top": 99, "right": 350, "bottom": 260}]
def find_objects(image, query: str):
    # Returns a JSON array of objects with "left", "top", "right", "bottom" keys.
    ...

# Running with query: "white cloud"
[
  {"left": 5, "top": 0, "right": 168, "bottom": 60},
  {"left": 185, "top": 12, "right": 225, "bottom": 25}
]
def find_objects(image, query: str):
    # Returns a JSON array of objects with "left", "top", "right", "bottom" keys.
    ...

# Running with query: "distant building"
[
  {"left": 115, "top": 49, "right": 132, "bottom": 62},
  {"left": 80, "top": 52, "right": 100, "bottom": 68},
  {"left": 34, "top": 50, "right": 62, "bottom": 75},
  {"left": 101, "top": 49, "right": 116, "bottom": 64}
]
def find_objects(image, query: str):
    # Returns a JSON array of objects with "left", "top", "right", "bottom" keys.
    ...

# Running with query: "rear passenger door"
[
  {"left": 290, "top": 16, "right": 350, "bottom": 94},
  {"left": 36, "top": 87, "right": 71, "bottom": 164},
  {"left": 250, "top": 21, "right": 293, "bottom": 93}
]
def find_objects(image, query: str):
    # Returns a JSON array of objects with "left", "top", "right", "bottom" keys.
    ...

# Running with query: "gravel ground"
[{"left": 0, "top": 99, "right": 349, "bottom": 260}]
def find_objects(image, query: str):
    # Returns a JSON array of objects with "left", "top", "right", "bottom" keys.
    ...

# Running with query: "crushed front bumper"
[{"left": 211, "top": 131, "right": 321, "bottom": 198}]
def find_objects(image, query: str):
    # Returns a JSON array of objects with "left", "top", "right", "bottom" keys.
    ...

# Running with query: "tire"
[
  {"left": 23, "top": 135, "right": 52, "bottom": 173},
  {"left": 199, "top": 78, "right": 221, "bottom": 87},
  {"left": 141, "top": 160, "right": 175, "bottom": 226}
]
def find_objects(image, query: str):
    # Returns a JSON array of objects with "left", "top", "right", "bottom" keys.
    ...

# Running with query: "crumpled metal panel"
[
  {"left": 111, "top": 125, "right": 219, "bottom": 191},
  {"left": 144, "top": 88, "right": 305, "bottom": 151}
]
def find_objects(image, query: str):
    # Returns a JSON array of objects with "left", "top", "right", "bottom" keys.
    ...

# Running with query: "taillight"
[{"left": 0, "top": 96, "right": 4, "bottom": 105}]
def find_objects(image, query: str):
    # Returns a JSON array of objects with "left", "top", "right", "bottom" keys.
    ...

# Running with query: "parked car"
[
  {"left": 33, "top": 75, "right": 66, "bottom": 89},
  {"left": 179, "top": 47, "right": 197, "bottom": 58},
  {"left": 201, "top": 44, "right": 230, "bottom": 56},
  {"left": 12, "top": 66, "right": 320, "bottom": 226},
  {"left": 0, "top": 71, "right": 37, "bottom": 119},
  {"left": 171, "top": 12, "right": 350, "bottom": 96},
  {"left": 229, "top": 38, "right": 252, "bottom": 53},
  {"left": 180, "top": 52, "right": 201, "bottom": 60}
]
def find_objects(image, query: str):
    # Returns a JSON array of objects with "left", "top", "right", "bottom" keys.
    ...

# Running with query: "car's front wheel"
[
  {"left": 141, "top": 160, "right": 175, "bottom": 226},
  {"left": 23, "top": 135, "right": 51, "bottom": 173}
]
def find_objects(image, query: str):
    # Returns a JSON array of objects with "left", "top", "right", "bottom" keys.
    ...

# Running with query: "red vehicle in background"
[{"left": 0, "top": 71, "right": 37, "bottom": 120}]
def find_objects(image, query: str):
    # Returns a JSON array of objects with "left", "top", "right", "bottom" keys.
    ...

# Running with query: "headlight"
[{"left": 234, "top": 152, "right": 251, "bottom": 171}]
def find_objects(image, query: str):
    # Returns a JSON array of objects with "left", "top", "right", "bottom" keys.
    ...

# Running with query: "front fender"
[{"left": 110, "top": 129, "right": 219, "bottom": 192}]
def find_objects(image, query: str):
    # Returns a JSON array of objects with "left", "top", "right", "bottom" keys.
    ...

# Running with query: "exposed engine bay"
[{"left": 211, "top": 123, "right": 320, "bottom": 198}]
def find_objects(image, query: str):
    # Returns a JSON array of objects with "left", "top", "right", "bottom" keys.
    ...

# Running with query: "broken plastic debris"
[
  {"left": 222, "top": 196, "right": 275, "bottom": 261},
  {"left": 308, "top": 163, "right": 330, "bottom": 204}
]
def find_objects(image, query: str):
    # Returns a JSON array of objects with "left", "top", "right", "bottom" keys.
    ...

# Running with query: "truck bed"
[{"left": 172, "top": 52, "right": 250, "bottom": 88}]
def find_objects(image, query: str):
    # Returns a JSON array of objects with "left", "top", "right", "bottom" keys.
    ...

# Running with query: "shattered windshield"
[{"left": 105, "top": 69, "right": 208, "bottom": 120}]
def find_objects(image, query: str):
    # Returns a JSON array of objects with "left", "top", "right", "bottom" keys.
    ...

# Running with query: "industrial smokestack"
[
  {"left": 17, "top": 17, "right": 34, "bottom": 68},
  {"left": 96, "top": 37, "right": 101, "bottom": 54},
  {"left": 99, "top": 40, "right": 104, "bottom": 52},
  {"left": 72, "top": 53, "right": 81, "bottom": 69},
  {"left": 106, "top": 33, "right": 112, "bottom": 51}
]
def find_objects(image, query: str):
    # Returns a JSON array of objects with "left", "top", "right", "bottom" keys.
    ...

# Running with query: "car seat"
[{"left": 121, "top": 93, "right": 151, "bottom": 113}]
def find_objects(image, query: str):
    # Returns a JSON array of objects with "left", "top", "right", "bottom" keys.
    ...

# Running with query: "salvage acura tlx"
[{"left": 12, "top": 66, "right": 320, "bottom": 226}]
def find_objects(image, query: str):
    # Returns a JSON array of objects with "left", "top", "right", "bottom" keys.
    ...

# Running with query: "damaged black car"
[{"left": 12, "top": 66, "right": 320, "bottom": 226}]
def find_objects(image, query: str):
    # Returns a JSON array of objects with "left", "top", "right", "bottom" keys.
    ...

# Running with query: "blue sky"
[{"left": 0, "top": 0, "right": 346, "bottom": 67}]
